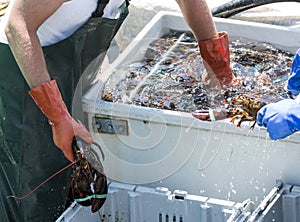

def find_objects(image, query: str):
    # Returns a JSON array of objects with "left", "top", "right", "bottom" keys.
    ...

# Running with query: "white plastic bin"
[{"left": 82, "top": 11, "right": 300, "bottom": 208}]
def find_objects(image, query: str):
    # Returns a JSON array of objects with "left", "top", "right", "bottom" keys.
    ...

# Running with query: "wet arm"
[
  {"left": 5, "top": 0, "right": 65, "bottom": 88},
  {"left": 175, "top": 0, "right": 217, "bottom": 41}
]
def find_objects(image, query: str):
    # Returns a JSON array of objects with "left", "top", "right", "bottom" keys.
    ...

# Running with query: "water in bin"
[{"left": 102, "top": 31, "right": 294, "bottom": 114}]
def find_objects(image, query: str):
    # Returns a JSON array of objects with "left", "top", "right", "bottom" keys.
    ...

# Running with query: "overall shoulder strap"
[{"left": 92, "top": 0, "right": 110, "bottom": 18}]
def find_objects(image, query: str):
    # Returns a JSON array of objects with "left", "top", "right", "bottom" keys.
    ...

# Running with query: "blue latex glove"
[
  {"left": 257, "top": 99, "right": 300, "bottom": 140},
  {"left": 287, "top": 48, "right": 300, "bottom": 96}
]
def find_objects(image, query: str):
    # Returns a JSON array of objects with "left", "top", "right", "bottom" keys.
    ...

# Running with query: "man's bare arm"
[
  {"left": 176, "top": 0, "right": 217, "bottom": 41},
  {"left": 5, "top": 0, "right": 65, "bottom": 88}
]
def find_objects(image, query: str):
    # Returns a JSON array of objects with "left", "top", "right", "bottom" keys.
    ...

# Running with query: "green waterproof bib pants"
[{"left": 0, "top": 3, "right": 128, "bottom": 221}]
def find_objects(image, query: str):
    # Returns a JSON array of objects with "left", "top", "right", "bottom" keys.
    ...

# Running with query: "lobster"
[
  {"left": 7, "top": 136, "right": 108, "bottom": 214},
  {"left": 71, "top": 137, "right": 108, "bottom": 213}
]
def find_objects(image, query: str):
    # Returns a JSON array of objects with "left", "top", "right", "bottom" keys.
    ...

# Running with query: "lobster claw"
[{"left": 71, "top": 137, "right": 108, "bottom": 213}]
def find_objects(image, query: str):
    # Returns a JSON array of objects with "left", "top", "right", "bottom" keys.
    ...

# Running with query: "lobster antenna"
[{"left": 7, "top": 161, "right": 77, "bottom": 200}]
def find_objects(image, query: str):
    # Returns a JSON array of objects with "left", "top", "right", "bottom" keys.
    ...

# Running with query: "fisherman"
[{"left": 0, "top": 0, "right": 234, "bottom": 221}]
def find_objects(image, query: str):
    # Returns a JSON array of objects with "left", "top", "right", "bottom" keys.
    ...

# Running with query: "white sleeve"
[{"left": 103, "top": 0, "right": 125, "bottom": 19}]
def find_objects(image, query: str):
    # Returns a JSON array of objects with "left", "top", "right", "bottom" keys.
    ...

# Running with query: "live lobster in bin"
[
  {"left": 192, "top": 94, "right": 269, "bottom": 129},
  {"left": 227, "top": 94, "right": 268, "bottom": 129}
]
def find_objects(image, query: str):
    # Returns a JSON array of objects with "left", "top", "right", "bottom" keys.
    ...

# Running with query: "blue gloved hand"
[
  {"left": 257, "top": 99, "right": 300, "bottom": 140},
  {"left": 287, "top": 48, "right": 300, "bottom": 96}
]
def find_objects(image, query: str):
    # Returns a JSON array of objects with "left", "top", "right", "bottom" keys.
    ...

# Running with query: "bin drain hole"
[{"left": 159, "top": 213, "right": 183, "bottom": 222}]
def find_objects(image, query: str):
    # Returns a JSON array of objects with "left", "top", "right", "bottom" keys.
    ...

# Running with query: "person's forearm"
[
  {"left": 176, "top": 0, "right": 217, "bottom": 41},
  {"left": 5, "top": 0, "right": 65, "bottom": 88},
  {"left": 6, "top": 22, "right": 50, "bottom": 88}
]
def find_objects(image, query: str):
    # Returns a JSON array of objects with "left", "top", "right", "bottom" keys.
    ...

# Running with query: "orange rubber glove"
[
  {"left": 199, "top": 32, "right": 235, "bottom": 88},
  {"left": 29, "top": 80, "right": 93, "bottom": 162}
]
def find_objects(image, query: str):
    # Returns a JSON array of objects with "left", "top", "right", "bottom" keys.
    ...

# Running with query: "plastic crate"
[
  {"left": 56, "top": 181, "right": 300, "bottom": 222},
  {"left": 56, "top": 182, "right": 248, "bottom": 222}
]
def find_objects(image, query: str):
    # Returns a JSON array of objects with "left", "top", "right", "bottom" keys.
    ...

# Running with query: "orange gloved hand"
[
  {"left": 29, "top": 80, "right": 93, "bottom": 162},
  {"left": 199, "top": 32, "right": 235, "bottom": 88}
]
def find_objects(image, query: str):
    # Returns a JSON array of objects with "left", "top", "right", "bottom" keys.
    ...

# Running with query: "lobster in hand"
[
  {"left": 71, "top": 137, "right": 107, "bottom": 213},
  {"left": 6, "top": 136, "right": 108, "bottom": 213}
]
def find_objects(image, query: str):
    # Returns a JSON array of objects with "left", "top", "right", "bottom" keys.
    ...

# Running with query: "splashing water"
[{"left": 102, "top": 31, "right": 294, "bottom": 111}]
